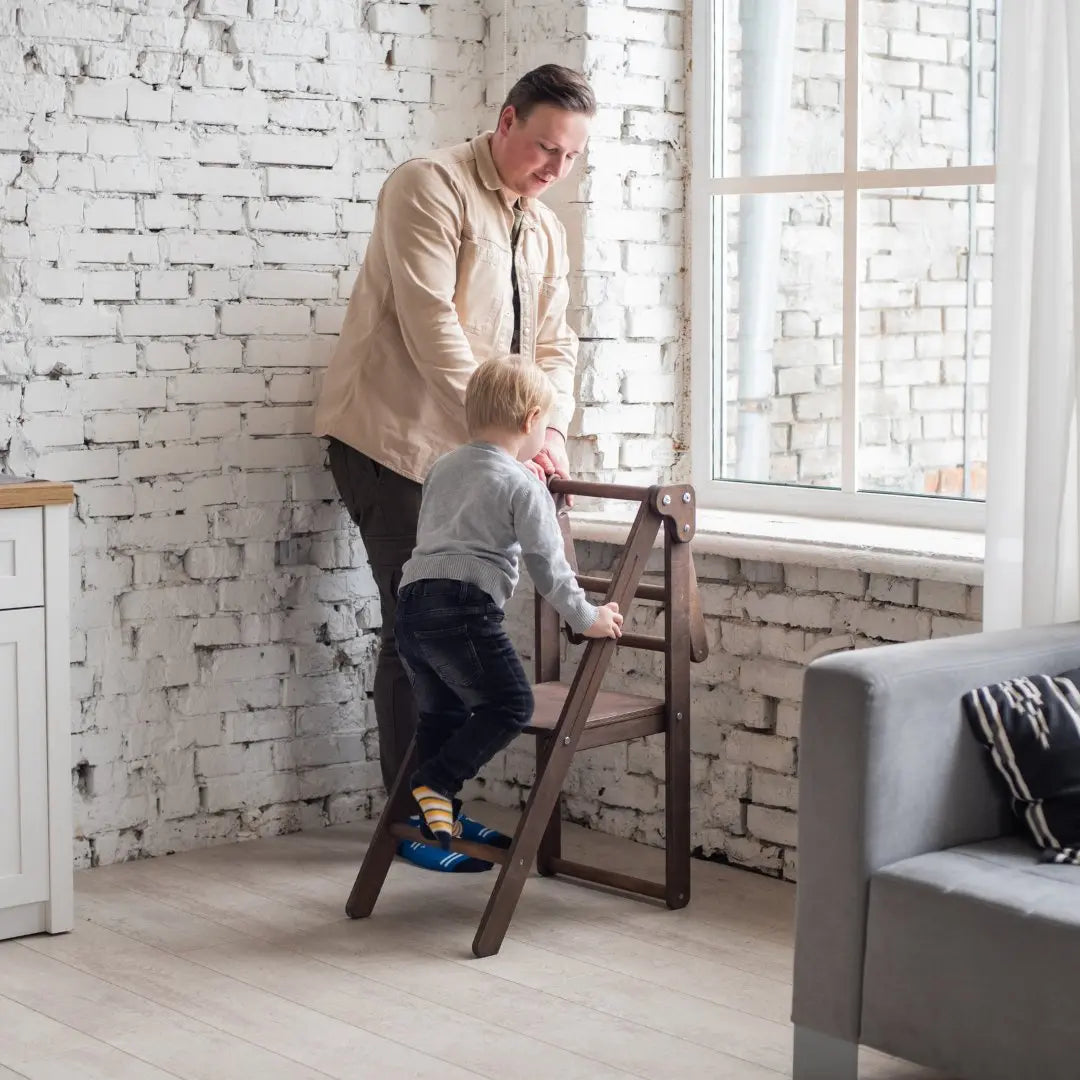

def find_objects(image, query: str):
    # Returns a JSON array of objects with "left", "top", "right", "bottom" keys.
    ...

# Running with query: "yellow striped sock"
[{"left": 412, "top": 785, "right": 455, "bottom": 850}]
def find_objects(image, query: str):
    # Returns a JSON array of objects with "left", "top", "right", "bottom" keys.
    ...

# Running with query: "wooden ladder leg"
[
  {"left": 664, "top": 535, "right": 692, "bottom": 911},
  {"left": 535, "top": 735, "right": 562, "bottom": 877},
  {"left": 664, "top": 704, "right": 691, "bottom": 910},
  {"left": 472, "top": 734, "right": 577, "bottom": 957},
  {"left": 533, "top": 544, "right": 563, "bottom": 883},
  {"left": 474, "top": 495, "right": 661, "bottom": 955},
  {"left": 345, "top": 736, "right": 417, "bottom": 919}
]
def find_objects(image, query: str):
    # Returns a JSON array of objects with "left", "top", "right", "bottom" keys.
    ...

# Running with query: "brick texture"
[{"left": 1, "top": 0, "right": 485, "bottom": 868}]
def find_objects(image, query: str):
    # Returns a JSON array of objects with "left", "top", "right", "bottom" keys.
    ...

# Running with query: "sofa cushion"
[
  {"left": 962, "top": 670, "right": 1080, "bottom": 863},
  {"left": 862, "top": 837, "right": 1080, "bottom": 1080}
]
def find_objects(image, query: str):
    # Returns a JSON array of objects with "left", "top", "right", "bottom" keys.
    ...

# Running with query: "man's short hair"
[
  {"left": 465, "top": 357, "right": 556, "bottom": 437},
  {"left": 500, "top": 64, "right": 596, "bottom": 123}
]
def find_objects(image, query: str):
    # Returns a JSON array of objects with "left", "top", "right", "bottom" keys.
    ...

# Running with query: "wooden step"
[{"left": 525, "top": 681, "right": 666, "bottom": 750}]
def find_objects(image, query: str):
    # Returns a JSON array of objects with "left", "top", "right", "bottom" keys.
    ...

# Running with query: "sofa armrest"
[{"left": 792, "top": 621, "right": 1080, "bottom": 1043}]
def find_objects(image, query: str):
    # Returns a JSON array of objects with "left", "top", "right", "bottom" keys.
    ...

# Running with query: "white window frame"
[{"left": 689, "top": 0, "right": 996, "bottom": 531}]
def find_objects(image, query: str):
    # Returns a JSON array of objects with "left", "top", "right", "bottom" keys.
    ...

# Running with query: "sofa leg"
[{"left": 793, "top": 1026, "right": 857, "bottom": 1080}]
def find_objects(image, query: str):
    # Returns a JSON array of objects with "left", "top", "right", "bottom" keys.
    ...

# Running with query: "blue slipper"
[
  {"left": 398, "top": 813, "right": 492, "bottom": 873},
  {"left": 396, "top": 810, "right": 511, "bottom": 872},
  {"left": 457, "top": 813, "right": 512, "bottom": 849},
  {"left": 411, "top": 807, "right": 513, "bottom": 850},
  {"left": 396, "top": 839, "right": 492, "bottom": 873}
]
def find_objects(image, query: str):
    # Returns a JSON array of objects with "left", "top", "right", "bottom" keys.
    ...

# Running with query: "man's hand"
[
  {"left": 532, "top": 427, "right": 573, "bottom": 506},
  {"left": 523, "top": 459, "right": 547, "bottom": 484}
]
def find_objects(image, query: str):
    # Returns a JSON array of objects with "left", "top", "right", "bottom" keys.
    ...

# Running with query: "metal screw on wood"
[
  {"left": 676, "top": 712, "right": 683, "bottom": 720},
  {"left": 683, "top": 523, "right": 690, "bottom": 533},
  {"left": 563, "top": 736, "right": 570, "bottom": 744},
  {"left": 662, "top": 494, "right": 671, "bottom": 505},
  {"left": 682, "top": 492, "right": 691, "bottom": 503}
]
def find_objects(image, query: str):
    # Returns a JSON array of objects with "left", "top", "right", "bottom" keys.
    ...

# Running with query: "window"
[{"left": 690, "top": 0, "right": 997, "bottom": 528}]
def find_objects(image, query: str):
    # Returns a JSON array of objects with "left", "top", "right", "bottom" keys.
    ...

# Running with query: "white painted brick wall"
[
  {"left": 1, "top": 0, "right": 486, "bottom": 868},
  {"left": 489, "top": 0, "right": 685, "bottom": 487}
]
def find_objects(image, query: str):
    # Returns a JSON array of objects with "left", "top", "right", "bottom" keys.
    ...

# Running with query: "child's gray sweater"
[{"left": 399, "top": 442, "right": 598, "bottom": 635}]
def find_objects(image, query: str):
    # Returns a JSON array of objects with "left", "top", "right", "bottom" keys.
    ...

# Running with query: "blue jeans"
[{"left": 396, "top": 579, "right": 534, "bottom": 797}]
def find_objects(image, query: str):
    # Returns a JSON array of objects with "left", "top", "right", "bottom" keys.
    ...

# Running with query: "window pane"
[
  {"left": 861, "top": 0, "right": 997, "bottom": 170},
  {"left": 858, "top": 186, "right": 994, "bottom": 498},
  {"left": 715, "top": 0, "right": 845, "bottom": 177},
  {"left": 714, "top": 192, "right": 844, "bottom": 487}
]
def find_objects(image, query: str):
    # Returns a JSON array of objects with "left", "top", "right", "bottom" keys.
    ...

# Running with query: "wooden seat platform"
[{"left": 525, "top": 682, "right": 666, "bottom": 749}]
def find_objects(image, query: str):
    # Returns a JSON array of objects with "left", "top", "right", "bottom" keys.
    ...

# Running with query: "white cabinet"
[
  {"left": 0, "top": 484, "right": 73, "bottom": 940},
  {"left": 0, "top": 609, "right": 48, "bottom": 910}
]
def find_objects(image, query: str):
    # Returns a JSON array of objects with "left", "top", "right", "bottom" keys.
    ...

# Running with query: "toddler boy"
[{"left": 396, "top": 357, "right": 623, "bottom": 847}]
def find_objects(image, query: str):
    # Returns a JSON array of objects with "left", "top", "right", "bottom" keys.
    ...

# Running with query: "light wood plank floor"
[{"left": 0, "top": 806, "right": 954, "bottom": 1080}]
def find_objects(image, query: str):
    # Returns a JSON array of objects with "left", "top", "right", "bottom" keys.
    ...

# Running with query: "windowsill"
[{"left": 569, "top": 506, "right": 984, "bottom": 585}]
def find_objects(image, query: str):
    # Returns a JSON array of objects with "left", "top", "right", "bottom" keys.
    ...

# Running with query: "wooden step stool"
[{"left": 345, "top": 479, "right": 708, "bottom": 958}]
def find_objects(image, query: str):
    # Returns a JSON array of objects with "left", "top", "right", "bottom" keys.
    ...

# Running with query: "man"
[{"left": 314, "top": 65, "right": 594, "bottom": 871}]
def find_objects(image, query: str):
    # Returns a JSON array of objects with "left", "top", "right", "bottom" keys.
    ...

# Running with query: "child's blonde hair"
[{"left": 465, "top": 357, "right": 555, "bottom": 437}]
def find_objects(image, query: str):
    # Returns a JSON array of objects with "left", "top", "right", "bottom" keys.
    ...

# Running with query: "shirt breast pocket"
[
  {"left": 530, "top": 270, "right": 562, "bottom": 328},
  {"left": 455, "top": 236, "right": 509, "bottom": 335}
]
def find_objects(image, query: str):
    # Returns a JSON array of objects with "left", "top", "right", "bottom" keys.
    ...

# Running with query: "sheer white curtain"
[{"left": 984, "top": 1, "right": 1080, "bottom": 630}]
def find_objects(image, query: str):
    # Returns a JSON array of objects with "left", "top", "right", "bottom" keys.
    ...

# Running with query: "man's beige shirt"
[{"left": 313, "top": 132, "right": 578, "bottom": 484}]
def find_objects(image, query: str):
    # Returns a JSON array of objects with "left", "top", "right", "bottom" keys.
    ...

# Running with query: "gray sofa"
[{"left": 792, "top": 623, "right": 1080, "bottom": 1080}]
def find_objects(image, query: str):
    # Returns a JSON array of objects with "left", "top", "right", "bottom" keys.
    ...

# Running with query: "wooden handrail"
[
  {"left": 552, "top": 480, "right": 709, "bottom": 663},
  {"left": 548, "top": 478, "right": 652, "bottom": 501}
]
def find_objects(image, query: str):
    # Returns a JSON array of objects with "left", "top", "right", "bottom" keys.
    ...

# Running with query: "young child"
[{"left": 396, "top": 357, "right": 623, "bottom": 849}]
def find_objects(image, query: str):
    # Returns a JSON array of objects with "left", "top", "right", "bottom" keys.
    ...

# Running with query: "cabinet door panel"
[
  {"left": 0, "top": 508, "right": 44, "bottom": 609},
  {"left": 0, "top": 608, "right": 49, "bottom": 908}
]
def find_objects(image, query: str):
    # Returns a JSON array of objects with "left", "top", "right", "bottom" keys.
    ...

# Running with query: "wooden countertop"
[{"left": 0, "top": 480, "right": 76, "bottom": 511}]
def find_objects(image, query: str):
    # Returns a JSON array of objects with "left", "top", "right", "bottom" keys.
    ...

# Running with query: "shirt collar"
[{"left": 472, "top": 131, "right": 531, "bottom": 210}]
